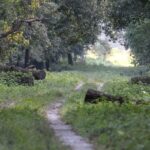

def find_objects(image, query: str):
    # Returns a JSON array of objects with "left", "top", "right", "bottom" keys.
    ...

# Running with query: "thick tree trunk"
[
  {"left": 24, "top": 49, "right": 30, "bottom": 68},
  {"left": 67, "top": 53, "right": 74, "bottom": 65}
]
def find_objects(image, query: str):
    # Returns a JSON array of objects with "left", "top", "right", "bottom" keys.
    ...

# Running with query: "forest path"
[{"left": 46, "top": 81, "right": 104, "bottom": 150}]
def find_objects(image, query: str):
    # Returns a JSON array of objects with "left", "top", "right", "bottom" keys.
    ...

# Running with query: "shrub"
[{"left": 0, "top": 71, "right": 34, "bottom": 86}]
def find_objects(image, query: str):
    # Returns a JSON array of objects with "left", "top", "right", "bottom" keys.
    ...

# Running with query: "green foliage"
[
  {"left": 0, "top": 71, "right": 32, "bottom": 86},
  {"left": 125, "top": 20, "right": 150, "bottom": 65},
  {"left": 104, "top": 81, "right": 150, "bottom": 103},
  {"left": 103, "top": 0, "right": 150, "bottom": 31},
  {"left": 102, "top": 0, "right": 150, "bottom": 65},
  {"left": 0, "top": 0, "right": 102, "bottom": 66}
]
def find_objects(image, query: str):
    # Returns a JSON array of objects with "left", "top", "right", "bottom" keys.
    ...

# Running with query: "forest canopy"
[{"left": 0, "top": 0, "right": 150, "bottom": 68}]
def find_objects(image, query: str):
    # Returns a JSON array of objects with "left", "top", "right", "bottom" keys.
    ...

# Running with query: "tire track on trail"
[{"left": 46, "top": 81, "right": 104, "bottom": 150}]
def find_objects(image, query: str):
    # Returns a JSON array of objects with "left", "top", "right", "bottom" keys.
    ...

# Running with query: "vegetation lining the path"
[
  {"left": 61, "top": 65, "right": 150, "bottom": 150},
  {"left": 0, "top": 64, "right": 149, "bottom": 150},
  {"left": 0, "top": 108, "right": 67, "bottom": 150},
  {"left": 0, "top": 72, "right": 83, "bottom": 150}
]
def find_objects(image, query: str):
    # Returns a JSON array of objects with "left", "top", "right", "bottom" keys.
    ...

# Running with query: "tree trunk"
[
  {"left": 16, "top": 55, "right": 21, "bottom": 66},
  {"left": 74, "top": 53, "right": 77, "bottom": 62},
  {"left": 24, "top": 49, "right": 30, "bottom": 68},
  {"left": 8, "top": 56, "right": 13, "bottom": 65},
  {"left": 45, "top": 59, "right": 50, "bottom": 71},
  {"left": 67, "top": 53, "right": 74, "bottom": 65}
]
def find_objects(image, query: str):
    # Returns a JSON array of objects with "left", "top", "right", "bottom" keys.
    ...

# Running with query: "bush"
[{"left": 0, "top": 71, "right": 34, "bottom": 86}]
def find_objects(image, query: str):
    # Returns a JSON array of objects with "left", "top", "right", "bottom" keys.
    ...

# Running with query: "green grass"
[
  {"left": 63, "top": 101, "right": 150, "bottom": 150},
  {"left": 0, "top": 64, "right": 149, "bottom": 150},
  {"left": 0, "top": 71, "right": 84, "bottom": 150},
  {"left": 61, "top": 64, "right": 150, "bottom": 150},
  {"left": 0, "top": 108, "right": 67, "bottom": 150},
  {"left": 71, "top": 64, "right": 149, "bottom": 82},
  {"left": 103, "top": 81, "right": 150, "bottom": 103}
]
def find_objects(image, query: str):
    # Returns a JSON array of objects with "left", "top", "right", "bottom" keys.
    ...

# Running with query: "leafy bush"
[
  {"left": 0, "top": 71, "right": 33, "bottom": 86},
  {"left": 103, "top": 81, "right": 150, "bottom": 103}
]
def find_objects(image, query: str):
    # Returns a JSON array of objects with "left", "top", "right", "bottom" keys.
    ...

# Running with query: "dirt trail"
[
  {"left": 46, "top": 81, "right": 104, "bottom": 150},
  {"left": 47, "top": 100, "right": 93, "bottom": 150}
]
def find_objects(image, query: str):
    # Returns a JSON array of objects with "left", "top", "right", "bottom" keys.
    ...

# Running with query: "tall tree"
[{"left": 102, "top": 0, "right": 150, "bottom": 65}]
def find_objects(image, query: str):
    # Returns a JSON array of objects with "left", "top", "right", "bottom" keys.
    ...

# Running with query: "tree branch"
[{"left": 0, "top": 18, "right": 42, "bottom": 39}]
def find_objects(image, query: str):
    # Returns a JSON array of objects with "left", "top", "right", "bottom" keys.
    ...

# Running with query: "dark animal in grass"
[{"left": 84, "top": 89, "right": 125, "bottom": 104}]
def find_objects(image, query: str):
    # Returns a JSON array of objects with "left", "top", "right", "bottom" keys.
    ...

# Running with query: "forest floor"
[{"left": 0, "top": 64, "right": 150, "bottom": 150}]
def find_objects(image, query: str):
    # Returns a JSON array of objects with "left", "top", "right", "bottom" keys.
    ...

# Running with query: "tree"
[
  {"left": 0, "top": 0, "right": 44, "bottom": 61},
  {"left": 125, "top": 20, "right": 150, "bottom": 65},
  {"left": 102, "top": 0, "right": 150, "bottom": 65},
  {"left": 0, "top": 0, "right": 103, "bottom": 68},
  {"left": 53, "top": 0, "right": 101, "bottom": 65}
]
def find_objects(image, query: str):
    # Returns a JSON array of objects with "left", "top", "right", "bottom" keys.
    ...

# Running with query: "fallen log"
[
  {"left": 84, "top": 89, "right": 125, "bottom": 104},
  {"left": 0, "top": 65, "right": 46, "bottom": 80},
  {"left": 131, "top": 76, "right": 150, "bottom": 85},
  {"left": 84, "top": 89, "right": 149, "bottom": 105}
]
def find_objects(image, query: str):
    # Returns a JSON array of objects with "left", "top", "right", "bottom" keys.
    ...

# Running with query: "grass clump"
[{"left": 0, "top": 108, "right": 67, "bottom": 150}]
